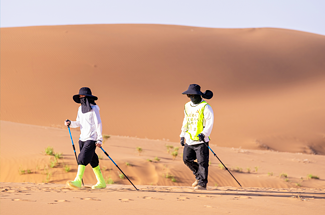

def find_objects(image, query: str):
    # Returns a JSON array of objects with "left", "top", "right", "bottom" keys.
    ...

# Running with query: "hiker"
[
  {"left": 180, "top": 84, "right": 214, "bottom": 190},
  {"left": 64, "top": 87, "right": 106, "bottom": 189}
]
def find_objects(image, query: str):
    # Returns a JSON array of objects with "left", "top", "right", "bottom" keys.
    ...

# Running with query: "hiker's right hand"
[
  {"left": 180, "top": 137, "right": 185, "bottom": 146},
  {"left": 65, "top": 119, "right": 71, "bottom": 126}
]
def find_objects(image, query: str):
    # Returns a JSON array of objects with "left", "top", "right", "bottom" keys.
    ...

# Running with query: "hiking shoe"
[
  {"left": 66, "top": 165, "right": 85, "bottom": 189},
  {"left": 194, "top": 185, "right": 207, "bottom": 190},
  {"left": 92, "top": 183, "right": 106, "bottom": 189},
  {"left": 67, "top": 180, "right": 82, "bottom": 189},
  {"left": 192, "top": 180, "right": 198, "bottom": 187},
  {"left": 91, "top": 166, "right": 106, "bottom": 189}
]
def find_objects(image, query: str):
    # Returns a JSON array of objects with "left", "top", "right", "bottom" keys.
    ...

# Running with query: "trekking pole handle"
[{"left": 65, "top": 119, "right": 71, "bottom": 128}]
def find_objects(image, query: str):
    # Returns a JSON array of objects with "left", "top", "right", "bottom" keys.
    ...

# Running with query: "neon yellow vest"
[{"left": 183, "top": 101, "right": 209, "bottom": 140}]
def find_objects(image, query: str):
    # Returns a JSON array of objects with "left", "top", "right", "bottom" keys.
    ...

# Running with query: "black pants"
[
  {"left": 78, "top": 140, "right": 99, "bottom": 168},
  {"left": 183, "top": 142, "right": 209, "bottom": 187}
]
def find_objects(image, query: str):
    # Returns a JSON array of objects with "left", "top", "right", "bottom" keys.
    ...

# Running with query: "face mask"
[
  {"left": 190, "top": 95, "right": 202, "bottom": 104},
  {"left": 80, "top": 97, "right": 92, "bottom": 113},
  {"left": 88, "top": 98, "right": 96, "bottom": 105}
]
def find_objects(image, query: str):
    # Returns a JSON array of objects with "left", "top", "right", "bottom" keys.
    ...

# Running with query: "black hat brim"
[
  {"left": 182, "top": 90, "right": 203, "bottom": 95},
  {"left": 73, "top": 94, "right": 98, "bottom": 103}
]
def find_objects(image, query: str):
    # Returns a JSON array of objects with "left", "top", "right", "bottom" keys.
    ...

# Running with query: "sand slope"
[
  {"left": 1, "top": 121, "right": 325, "bottom": 215},
  {"left": 1, "top": 121, "right": 324, "bottom": 189},
  {"left": 1, "top": 24, "right": 325, "bottom": 154}
]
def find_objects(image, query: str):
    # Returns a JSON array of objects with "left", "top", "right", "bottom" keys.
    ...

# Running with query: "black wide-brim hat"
[
  {"left": 182, "top": 84, "right": 213, "bottom": 99},
  {"left": 182, "top": 84, "right": 203, "bottom": 95},
  {"left": 73, "top": 87, "right": 98, "bottom": 103}
]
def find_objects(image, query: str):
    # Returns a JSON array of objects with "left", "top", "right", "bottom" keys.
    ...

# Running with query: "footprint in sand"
[
  {"left": 41, "top": 188, "right": 51, "bottom": 192},
  {"left": 54, "top": 200, "right": 69, "bottom": 203},
  {"left": 142, "top": 196, "right": 164, "bottom": 200},
  {"left": 233, "top": 196, "right": 252, "bottom": 200},
  {"left": 12, "top": 198, "right": 35, "bottom": 202},
  {"left": 177, "top": 197, "right": 189, "bottom": 201},
  {"left": 197, "top": 195, "right": 214, "bottom": 198},
  {"left": 240, "top": 196, "right": 252, "bottom": 199},
  {"left": 119, "top": 198, "right": 133, "bottom": 202},
  {"left": 19, "top": 187, "right": 29, "bottom": 191},
  {"left": 80, "top": 197, "right": 101, "bottom": 201},
  {"left": 12, "top": 199, "right": 22, "bottom": 201}
]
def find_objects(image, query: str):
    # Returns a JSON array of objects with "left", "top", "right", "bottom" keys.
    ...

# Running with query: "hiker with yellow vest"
[{"left": 180, "top": 84, "right": 214, "bottom": 190}]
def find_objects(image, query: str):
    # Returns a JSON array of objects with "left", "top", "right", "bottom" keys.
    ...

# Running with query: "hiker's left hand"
[
  {"left": 180, "top": 137, "right": 185, "bottom": 146},
  {"left": 198, "top": 133, "right": 205, "bottom": 142},
  {"left": 65, "top": 119, "right": 71, "bottom": 126}
]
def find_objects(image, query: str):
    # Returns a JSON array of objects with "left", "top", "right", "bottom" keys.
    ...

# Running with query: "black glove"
[
  {"left": 180, "top": 137, "right": 185, "bottom": 146},
  {"left": 65, "top": 119, "right": 71, "bottom": 127},
  {"left": 198, "top": 133, "right": 205, "bottom": 142}
]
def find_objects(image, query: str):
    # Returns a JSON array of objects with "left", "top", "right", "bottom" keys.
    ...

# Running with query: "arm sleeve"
[
  {"left": 180, "top": 109, "right": 188, "bottom": 137},
  {"left": 70, "top": 108, "right": 81, "bottom": 128},
  {"left": 201, "top": 104, "right": 214, "bottom": 137},
  {"left": 93, "top": 107, "right": 103, "bottom": 143}
]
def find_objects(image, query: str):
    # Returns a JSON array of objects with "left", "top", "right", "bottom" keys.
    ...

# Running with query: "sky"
[{"left": 1, "top": 0, "right": 325, "bottom": 36}]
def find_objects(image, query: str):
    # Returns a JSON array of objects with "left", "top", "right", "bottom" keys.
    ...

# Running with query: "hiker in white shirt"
[
  {"left": 180, "top": 84, "right": 214, "bottom": 190},
  {"left": 64, "top": 87, "right": 106, "bottom": 189}
]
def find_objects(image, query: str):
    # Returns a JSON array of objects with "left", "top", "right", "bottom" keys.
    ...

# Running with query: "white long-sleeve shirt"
[
  {"left": 180, "top": 100, "right": 214, "bottom": 145},
  {"left": 70, "top": 104, "right": 103, "bottom": 143}
]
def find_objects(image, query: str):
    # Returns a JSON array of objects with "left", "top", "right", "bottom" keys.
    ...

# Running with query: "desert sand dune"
[
  {"left": 1, "top": 24, "right": 325, "bottom": 154},
  {"left": 1, "top": 24, "right": 325, "bottom": 215}
]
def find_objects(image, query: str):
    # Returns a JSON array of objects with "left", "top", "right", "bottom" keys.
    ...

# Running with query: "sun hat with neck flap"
[
  {"left": 73, "top": 87, "right": 98, "bottom": 103},
  {"left": 182, "top": 84, "right": 213, "bottom": 99}
]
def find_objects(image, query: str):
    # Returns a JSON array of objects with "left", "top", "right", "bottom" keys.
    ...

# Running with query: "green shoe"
[
  {"left": 67, "top": 180, "right": 82, "bottom": 188},
  {"left": 67, "top": 165, "right": 85, "bottom": 189},
  {"left": 92, "top": 165, "right": 106, "bottom": 189}
]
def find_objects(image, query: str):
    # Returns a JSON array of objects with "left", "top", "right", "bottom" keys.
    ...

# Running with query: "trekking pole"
[
  {"left": 204, "top": 141, "right": 242, "bottom": 187},
  {"left": 100, "top": 147, "right": 139, "bottom": 191},
  {"left": 67, "top": 124, "right": 84, "bottom": 186}
]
